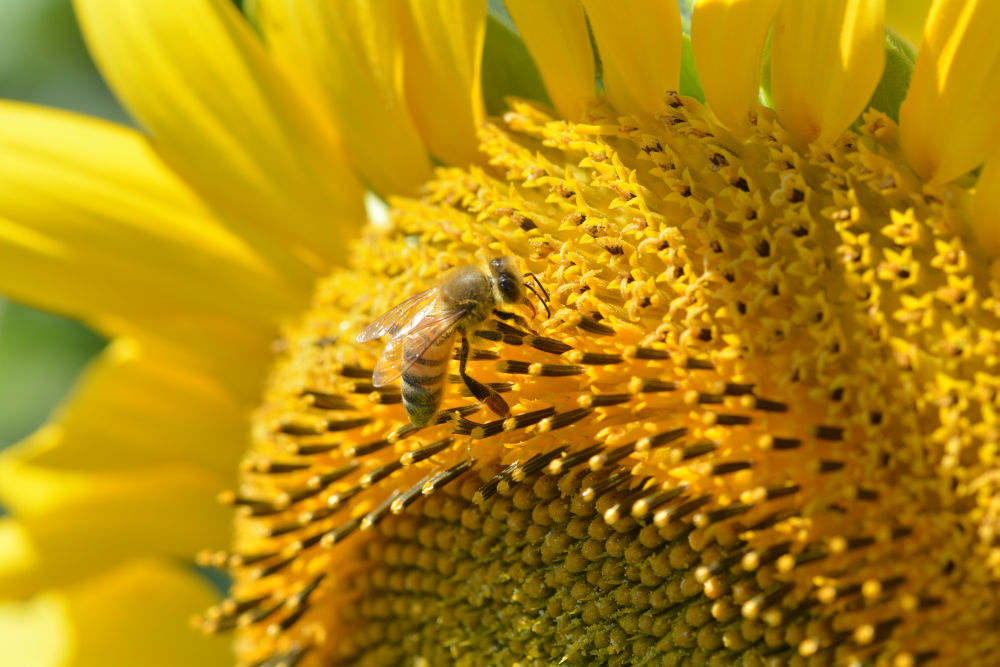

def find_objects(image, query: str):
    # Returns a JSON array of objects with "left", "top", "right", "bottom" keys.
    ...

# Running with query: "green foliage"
[
  {"left": 0, "top": 300, "right": 104, "bottom": 447},
  {"left": 678, "top": 32, "right": 705, "bottom": 102},
  {"left": 868, "top": 29, "right": 916, "bottom": 123},
  {"left": 482, "top": 2, "right": 550, "bottom": 116},
  {"left": 0, "top": 0, "right": 126, "bottom": 122}
]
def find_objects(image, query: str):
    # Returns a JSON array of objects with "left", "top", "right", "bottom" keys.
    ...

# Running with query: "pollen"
[{"left": 203, "top": 97, "right": 1000, "bottom": 666}]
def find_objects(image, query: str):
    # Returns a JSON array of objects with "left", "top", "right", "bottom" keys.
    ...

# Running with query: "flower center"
[{"left": 203, "top": 95, "right": 1000, "bottom": 665}]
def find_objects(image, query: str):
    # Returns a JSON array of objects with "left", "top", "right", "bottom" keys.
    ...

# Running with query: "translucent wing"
[
  {"left": 371, "top": 307, "right": 468, "bottom": 386},
  {"left": 356, "top": 288, "right": 438, "bottom": 343}
]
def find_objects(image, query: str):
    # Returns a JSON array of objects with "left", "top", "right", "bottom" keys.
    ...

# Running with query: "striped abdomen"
[{"left": 401, "top": 329, "right": 457, "bottom": 426}]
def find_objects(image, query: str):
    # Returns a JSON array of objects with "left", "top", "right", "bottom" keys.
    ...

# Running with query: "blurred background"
[{"left": 0, "top": 0, "right": 123, "bottom": 449}]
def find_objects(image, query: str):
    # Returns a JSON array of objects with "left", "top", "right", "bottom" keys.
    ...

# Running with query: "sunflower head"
[
  {"left": 206, "top": 78, "right": 1000, "bottom": 667},
  {"left": 5, "top": 1, "right": 1000, "bottom": 666}
]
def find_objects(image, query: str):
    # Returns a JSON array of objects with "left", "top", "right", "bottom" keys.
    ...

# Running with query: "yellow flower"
[{"left": 3, "top": 0, "right": 1000, "bottom": 665}]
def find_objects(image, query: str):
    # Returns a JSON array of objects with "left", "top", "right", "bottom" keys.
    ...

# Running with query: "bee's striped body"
[{"left": 400, "top": 327, "right": 457, "bottom": 426}]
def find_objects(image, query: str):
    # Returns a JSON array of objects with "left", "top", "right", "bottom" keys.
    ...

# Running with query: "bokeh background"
[{"left": 0, "top": 0, "right": 121, "bottom": 449}]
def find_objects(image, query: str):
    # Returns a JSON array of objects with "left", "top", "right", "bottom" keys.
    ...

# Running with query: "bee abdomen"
[
  {"left": 400, "top": 379, "right": 443, "bottom": 426},
  {"left": 403, "top": 370, "right": 446, "bottom": 386},
  {"left": 408, "top": 353, "right": 445, "bottom": 367},
  {"left": 399, "top": 331, "right": 455, "bottom": 426}
]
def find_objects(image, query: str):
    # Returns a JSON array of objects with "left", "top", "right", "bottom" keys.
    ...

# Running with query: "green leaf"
[
  {"left": 240, "top": 0, "right": 260, "bottom": 32},
  {"left": 0, "top": 0, "right": 127, "bottom": 123},
  {"left": 675, "top": 1, "right": 704, "bottom": 103},
  {"left": 677, "top": 0, "right": 694, "bottom": 29},
  {"left": 866, "top": 28, "right": 915, "bottom": 123},
  {"left": 487, "top": 0, "right": 515, "bottom": 32},
  {"left": 482, "top": 3, "right": 550, "bottom": 116},
  {"left": 678, "top": 33, "right": 704, "bottom": 102},
  {"left": 0, "top": 299, "right": 105, "bottom": 449},
  {"left": 759, "top": 31, "right": 774, "bottom": 108}
]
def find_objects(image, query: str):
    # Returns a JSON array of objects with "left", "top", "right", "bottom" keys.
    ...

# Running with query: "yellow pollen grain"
[
  {"left": 862, "top": 578, "right": 882, "bottom": 600},
  {"left": 854, "top": 623, "right": 876, "bottom": 645},
  {"left": 776, "top": 554, "right": 795, "bottom": 574},
  {"left": 798, "top": 637, "right": 820, "bottom": 656}
]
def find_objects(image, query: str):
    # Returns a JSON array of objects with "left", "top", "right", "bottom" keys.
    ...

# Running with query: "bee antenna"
[
  {"left": 522, "top": 272, "right": 550, "bottom": 303},
  {"left": 522, "top": 272, "right": 551, "bottom": 318}
]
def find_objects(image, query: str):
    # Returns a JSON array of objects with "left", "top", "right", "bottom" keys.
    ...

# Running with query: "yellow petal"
[
  {"left": 0, "top": 102, "right": 306, "bottom": 344},
  {"left": 397, "top": 0, "right": 487, "bottom": 167},
  {"left": 0, "top": 452, "right": 229, "bottom": 598},
  {"left": 0, "top": 593, "right": 71, "bottom": 667},
  {"left": 0, "top": 520, "right": 43, "bottom": 588},
  {"left": 0, "top": 439, "right": 91, "bottom": 518},
  {"left": 582, "top": 0, "right": 682, "bottom": 119},
  {"left": 69, "top": 559, "right": 230, "bottom": 667},
  {"left": 886, "top": 0, "right": 933, "bottom": 47},
  {"left": 73, "top": 0, "right": 364, "bottom": 268},
  {"left": 900, "top": 0, "right": 1000, "bottom": 183},
  {"left": 1, "top": 562, "right": 228, "bottom": 667},
  {"left": 257, "top": 0, "right": 433, "bottom": 196},
  {"left": 692, "top": 0, "right": 780, "bottom": 136},
  {"left": 972, "top": 150, "right": 1000, "bottom": 255},
  {"left": 20, "top": 339, "right": 250, "bottom": 479},
  {"left": 505, "top": 0, "right": 596, "bottom": 120},
  {"left": 770, "top": 0, "right": 886, "bottom": 144}
]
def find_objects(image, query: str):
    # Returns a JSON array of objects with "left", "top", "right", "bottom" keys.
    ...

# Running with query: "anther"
[
  {"left": 400, "top": 437, "right": 454, "bottom": 465},
  {"left": 301, "top": 390, "right": 353, "bottom": 411},
  {"left": 359, "top": 460, "right": 403, "bottom": 487},
  {"left": 422, "top": 458, "right": 474, "bottom": 495},
  {"left": 319, "top": 517, "right": 361, "bottom": 548}
]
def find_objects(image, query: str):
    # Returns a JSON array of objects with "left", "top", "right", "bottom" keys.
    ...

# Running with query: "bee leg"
[
  {"left": 459, "top": 332, "right": 510, "bottom": 418},
  {"left": 492, "top": 308, "right": 535, "bottom": 334}
]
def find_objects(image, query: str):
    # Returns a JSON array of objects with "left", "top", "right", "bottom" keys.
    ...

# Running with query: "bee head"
[{"left": 489, "top": 257, "right": 523, "bottom": 305}]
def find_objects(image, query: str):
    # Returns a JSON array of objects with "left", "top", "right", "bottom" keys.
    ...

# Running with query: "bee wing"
[
  {"left": 356, "top": 287, "right": 438, "bottom": 343},
  {"left": 371, "top": 307, "right": 467, "bottom": 386}
]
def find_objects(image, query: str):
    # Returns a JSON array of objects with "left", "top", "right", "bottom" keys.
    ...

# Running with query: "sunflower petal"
[
  {"left": 73, "top": 0, "right": 364, "bottom": 267},
  {"left": 504, "top": 0, "right": 596, "bottom": 120},
  {"left": 19, "top": 339, "right": 250, "bottom": 479},
  {"left": 0, "top": 452, "right": 230, "bottom": 597},
  {"left": 69, "top": 559, "right": 230, "bottom": 667},
  {"left": 256, "top": 0, "right": 433, "bottom": 196},
  {"left": 0, "top": 102, "right": 303, "bottom": 354},
  {"left": 0, "top": 593, "right": 70, "bottom": 667},
  {"left": 0, "top": 218, "right": 273, "bottom": 358},
  {"left": 396, "top": 0, "right": 487, "bottom": 167},
  {"left": 1, "top": 561, "right": 228, "bottom": 667},
  {"left": 581, "top": 0, "right": 682, "bottom": 119},
  {"left": 0, "top": 560, "right": 228, "bottom": 667},
  {"left": 692, "top": 0, "right": 780, "bottom": 136},
  {"left": 770, "top": 0, "right": 886, "bottom": 144},
  {"left": 900, "top": 0, "right": 1000, "bottom": 183}
]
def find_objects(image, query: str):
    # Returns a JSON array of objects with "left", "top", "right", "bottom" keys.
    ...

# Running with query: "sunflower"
[{"left": 3, "top": 0, "right": 1000, "bottom": 665}]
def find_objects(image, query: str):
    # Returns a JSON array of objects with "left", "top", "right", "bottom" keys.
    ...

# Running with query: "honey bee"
[{"left": 357, "top": 257, "right": 549, "bottom": 426}]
